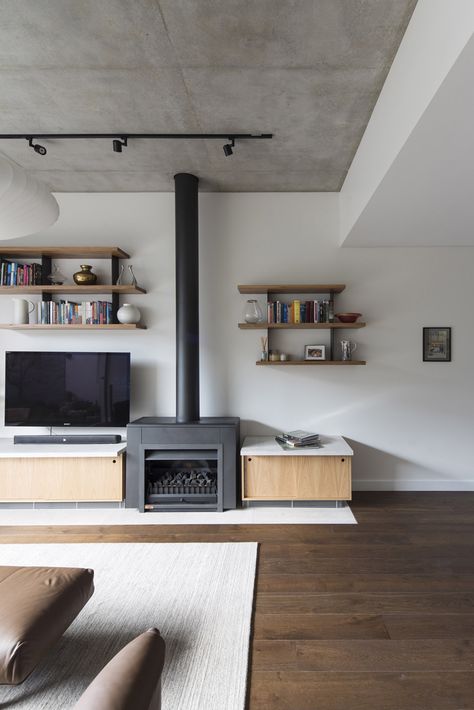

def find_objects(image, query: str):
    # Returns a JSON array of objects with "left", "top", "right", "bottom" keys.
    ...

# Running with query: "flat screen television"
[{"left": 5, "top": 351, "right": 130, "bottom": 427}]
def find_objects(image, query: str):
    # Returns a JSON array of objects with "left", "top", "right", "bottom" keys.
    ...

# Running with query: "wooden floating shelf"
[
  {"left": 256, "top": 360, "right": 366, "bottom": 366},
  {"left": 0, "top": 285, "right": 146, "bottom": 294},
  {"left": 0, "top": 246, "right": 129, "bottom": 259},
  {"left": 238, "top": 284, "right": 346, "bottom": 295},
  {"left": 0, "top": 246, "right": 147, "bottom": 332},
  {"left": 0, "top": 323, "right": 146, "bottom": 330},
  {"left": 239, "top": 322, "right": 366, "bottom": 329},
  {"left": 238, "top": 282, "right": 366, "bottom": 367}
]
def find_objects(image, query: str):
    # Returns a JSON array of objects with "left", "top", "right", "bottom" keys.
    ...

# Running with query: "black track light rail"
[
  {"left": 0, "top": 133, "right": 273, "bottom": 140},
  {"left": 2, "top": 132, "right": 272, "bottom": 156}
]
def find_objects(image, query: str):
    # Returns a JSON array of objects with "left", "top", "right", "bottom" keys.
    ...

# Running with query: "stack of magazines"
[{"left": 275, "top": 429, "right": 321, "bottom": 450}]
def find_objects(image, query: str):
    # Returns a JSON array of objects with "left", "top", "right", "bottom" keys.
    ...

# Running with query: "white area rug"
[
  {"left": 0, "top": 503, "right": 356, "bottom": 525},
  {"left": 0, "top": 542, "right": 257, "bottom": 710}
]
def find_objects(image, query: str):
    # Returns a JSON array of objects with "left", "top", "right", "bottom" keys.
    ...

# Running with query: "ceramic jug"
[
  {"left": 340, "top": 340, "right": 357, "bottom": 361},
  {"left": 12, "top": 298, "right": 35, "bottom": 324}
]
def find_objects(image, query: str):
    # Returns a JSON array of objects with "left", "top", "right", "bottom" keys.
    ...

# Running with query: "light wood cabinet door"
[
  {"left": 0, "top": 455, "right": 124, "bottom": 502},
  {"left": 242, "top": 455, "right": 351, "bottom": 500}
]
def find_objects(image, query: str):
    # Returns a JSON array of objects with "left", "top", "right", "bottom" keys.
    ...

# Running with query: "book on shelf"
[
  {"left": 36, "top": 300, "right": 113, "bottom": 325},
  {"left": 0, "top": 259, "right": 42, "bottom": 286},
  {"left": 265, "top": 299, "right": 334, "bottom": 324},
  {"left": 267, "top": 302, "right": 273, "bottom": 323},
  {"left": 293, "top": 299, "right": 301, "bottom": 323}
]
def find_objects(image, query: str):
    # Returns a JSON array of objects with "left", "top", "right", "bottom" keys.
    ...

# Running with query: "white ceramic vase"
[
  {"left": 117, "top": 303, "right": 141, "bottom": 324},
  {"left": 243, "top": 299, "right": 263, "bottom": 323}
]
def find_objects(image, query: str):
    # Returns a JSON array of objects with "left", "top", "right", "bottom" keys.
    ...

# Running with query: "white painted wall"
[
  {"left": 1, "top": 192, "right": 473, "bottom": 490},
  {"left": 343, "top": 35, "right": 474, "bottom": 246},
  {"left": 340, "top": 0, "right": 474, "bottom": 242}
]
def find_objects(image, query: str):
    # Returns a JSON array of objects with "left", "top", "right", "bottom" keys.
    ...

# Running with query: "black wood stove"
[{"left": 126, "top": 173, "right": 240, "bottom": 512}]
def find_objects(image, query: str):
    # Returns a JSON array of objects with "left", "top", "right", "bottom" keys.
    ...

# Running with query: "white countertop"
[
  {"left": 241, "top": 435, "right": 353, "bottom": 457},
  {"left": 0, "top": 439, "right": 127, "bottom": 458}
]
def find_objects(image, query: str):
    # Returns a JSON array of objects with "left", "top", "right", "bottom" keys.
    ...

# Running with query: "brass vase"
[{"left": 73, "top": 264, "right": 97, "bottom": 285}]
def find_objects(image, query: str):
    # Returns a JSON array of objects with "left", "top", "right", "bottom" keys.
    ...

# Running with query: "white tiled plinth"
[{"left": 0, "top": 503, "right": 357, "bottom": 525}]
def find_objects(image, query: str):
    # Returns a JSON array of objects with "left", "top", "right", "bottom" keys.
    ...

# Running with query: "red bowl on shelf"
[{"left": 335, "top": 312, "right": 362, "bottom": 323}]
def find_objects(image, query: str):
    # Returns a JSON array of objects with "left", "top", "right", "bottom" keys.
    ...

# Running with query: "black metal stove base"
[
  {"left": 145, "top": 495, "right": 218, "bottom": 512},
  {"left": 126, "top": 417, "right": 240, "bottom": 512}
]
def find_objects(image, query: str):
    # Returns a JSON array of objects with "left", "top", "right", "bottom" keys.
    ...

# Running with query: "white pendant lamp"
[{"left": 0, "top": 154, "right": 59, "bottom": 239}]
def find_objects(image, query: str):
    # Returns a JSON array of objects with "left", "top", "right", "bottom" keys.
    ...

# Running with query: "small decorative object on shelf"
[
  {"left": 117, "top": 303, "right": 141, "bottom": 324},
  {"left": 47, "top": 264, "right": 66, "bottom": 285},
  {"left": 244, "top": 299, "right": 263, "bottom": 323},
  {"left": 115, "top": 264, "right": 125, "bottom": 285},
  {"left": 260, "top": 336, "right": 268, "bottom": 361},
  {"left": 336, "top": 312, "right": 362, "bottom": 323},
  {"left": 73, "top": 264, "right": 97, "bottom": 285},
  {"left": 269, "top": 350, "right": 280, "bottom": 361},
  {"left": 305, "top": 345, "right": 326, "bottom": 361},
  {"left": 340, "top": 340, "right": 357, "bottom": 361},
  {"left": 280, "top": 353, "right": 288, "bottom": 361},
  {"left": 128, "top": 264, "right": 138, "bottom": 287},
  {"left": 12, "top": 298, "right": 35, "bottom": 324}
]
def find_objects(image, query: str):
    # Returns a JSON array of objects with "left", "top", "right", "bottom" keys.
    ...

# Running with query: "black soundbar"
[{"left": 13, "top": 434, "right": 122, "bottom": 445}]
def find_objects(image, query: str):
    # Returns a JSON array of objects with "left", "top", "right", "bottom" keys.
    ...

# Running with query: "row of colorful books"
[
  {"left": 267, "top": 299, "right": 334, "bottom": 324},
  {"left": 36, "top": 300, "right": 113, "bottom": 325},
  {"left": 0, "top": 260, "right": 42, "bottom": 286}
]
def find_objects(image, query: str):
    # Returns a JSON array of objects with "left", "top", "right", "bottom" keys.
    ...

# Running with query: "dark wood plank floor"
[{"left": 1, "top": 492, "right": 474, "bottom": 709}]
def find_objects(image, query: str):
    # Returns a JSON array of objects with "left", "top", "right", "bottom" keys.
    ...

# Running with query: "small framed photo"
[
  {"left": 305, "top": 344, "right": 326, "bottom": 360},
  {"left": 423, "top": 327, "right": 451, "bottom": 362}
]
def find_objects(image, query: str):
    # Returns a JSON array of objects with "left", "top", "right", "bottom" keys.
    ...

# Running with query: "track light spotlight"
[
  {"left": 113, "top": 137, "right": 127, "bottom": 153},
  {"left": 223, "top": 138, "right": 235, "bottom": 157},
  {"left": 27, "top": 138, "right": 47, "bottom": 156},
  {"left": 7, "top": 133, "right": 273, "bottom": 158}
]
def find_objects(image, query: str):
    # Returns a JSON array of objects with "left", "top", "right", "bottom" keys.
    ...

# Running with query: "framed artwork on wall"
[
  {"left": 423, "top": 327, "right": 451, "bottom": 362},
  {"left": 305, "top": 345, "right": 326, "bottom": 360}
]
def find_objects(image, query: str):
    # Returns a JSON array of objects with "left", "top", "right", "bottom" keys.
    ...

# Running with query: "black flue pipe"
[{"left": 174, "top": 173, "right": 200, "bottom": 422}]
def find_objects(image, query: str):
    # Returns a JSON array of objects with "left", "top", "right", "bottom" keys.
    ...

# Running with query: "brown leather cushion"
[
  {"left": 74, "top": 628, "right": 166, "bottom": 710},
  {"left": 0, "top": 565, "right": 94, "bottom": 684}
]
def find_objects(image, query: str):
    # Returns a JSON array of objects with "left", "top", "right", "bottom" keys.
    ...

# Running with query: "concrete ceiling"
[{"left": 0, "top": 0, "right": 417, "bottom": 192}]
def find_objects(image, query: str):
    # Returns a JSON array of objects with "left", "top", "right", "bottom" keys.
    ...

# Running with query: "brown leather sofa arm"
[{"left": 73, "top": 628, "right": 166, "bottom": 710}]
